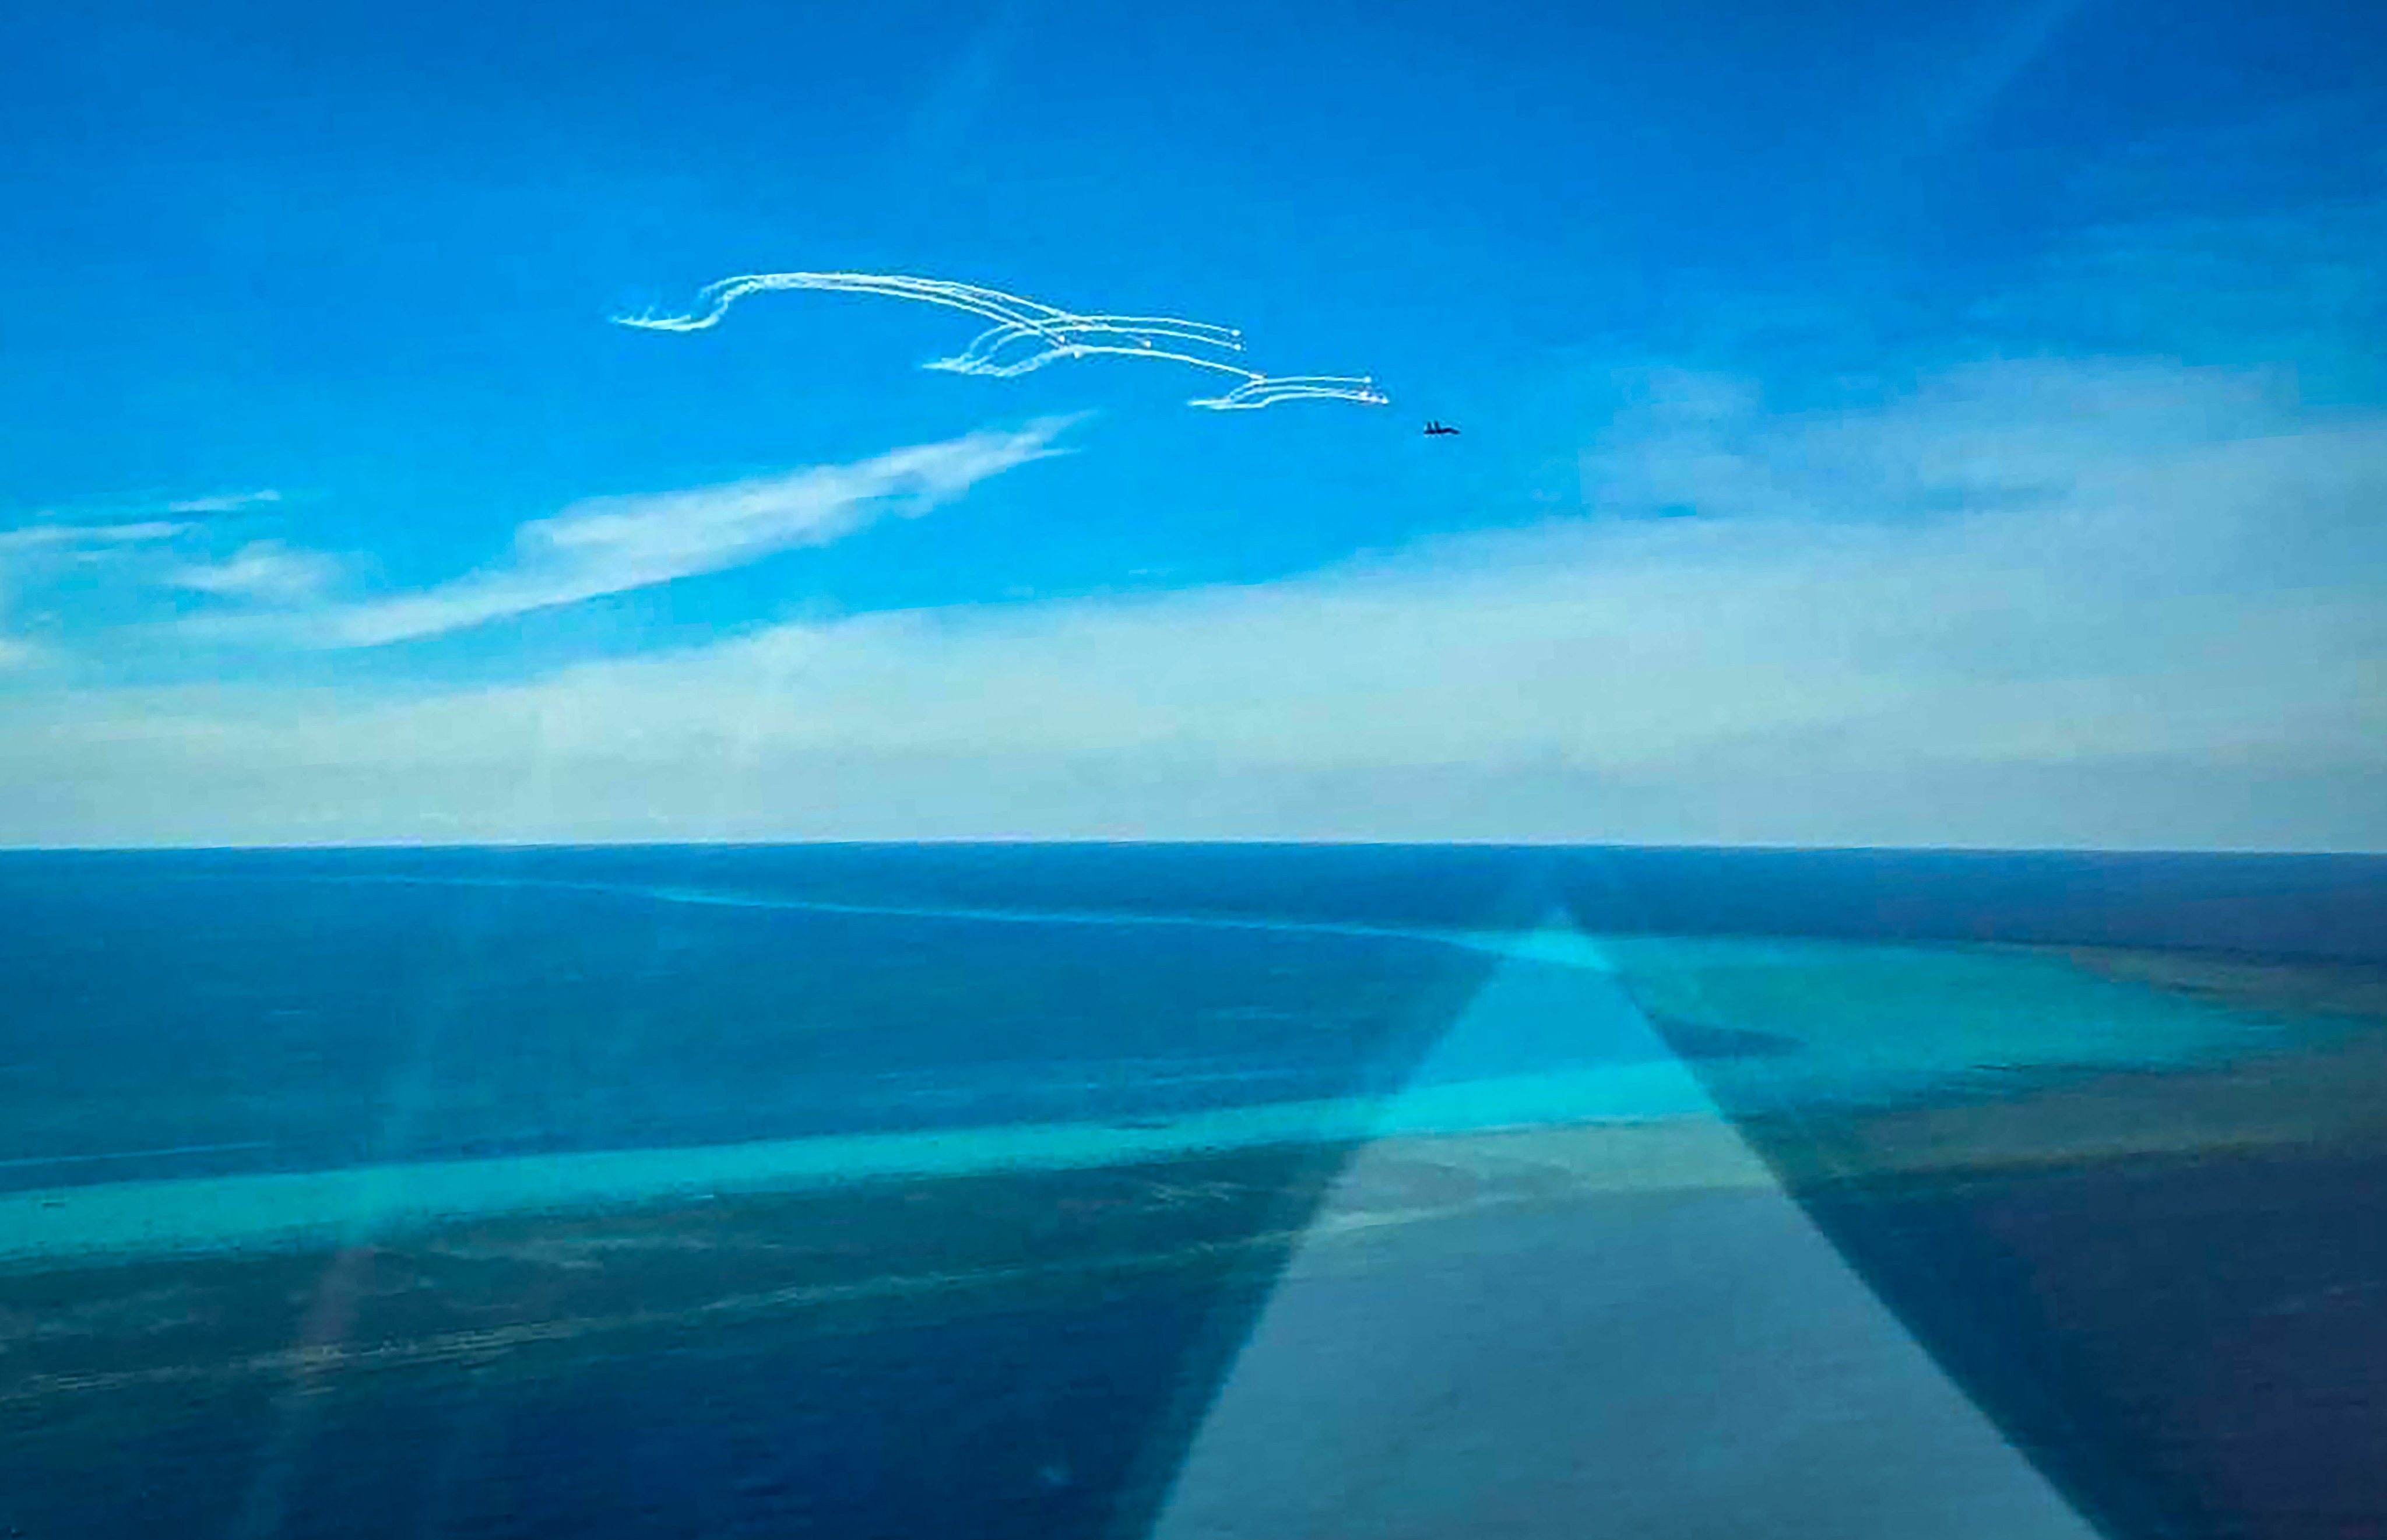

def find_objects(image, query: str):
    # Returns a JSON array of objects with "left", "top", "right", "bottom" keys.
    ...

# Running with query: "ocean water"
[
  {"left": 3, "top": 845, "right": 2384, "bottom": 1539},
  {"left": 0, "top": 846, "right": 2349, "bottom": 1255}
]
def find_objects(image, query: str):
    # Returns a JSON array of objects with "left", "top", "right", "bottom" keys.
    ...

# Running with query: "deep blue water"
[
  {"left": 0, "top": 849, "right": 1500, "bottom": 1191},
  {"left": 8, "top": 1264, "right": 1277, "bottom": 1540}
]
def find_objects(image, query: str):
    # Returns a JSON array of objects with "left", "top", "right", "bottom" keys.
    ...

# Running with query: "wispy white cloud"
[
  {"left": 171, "top": 540, "right": 340, "bottom": 606},
  {"left": 0, "top": 522, "right": 188, "bottom": 666},
  {"left": 284, "top": 419, "right": 1075, "bottom": 648},
  {"left": 9, "top": 360, "right": 2383, "bottom": 849},
  {"left": 0, "top": 519, "right": 187, "bottom": 551},
  {"left": 0, "top": 590, "right": 43, "bottom": 672},
  {"left": 0, "top": 582, "right": 47, "bottom": 672},
  {"left": 166, "top": 489, "right": 283, "bottom": 515}
]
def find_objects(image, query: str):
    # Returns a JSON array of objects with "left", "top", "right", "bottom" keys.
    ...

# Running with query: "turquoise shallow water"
[
  {"left": 1598, "top": 936, "right": 2300, "bottom": 1107},
  {"left": 0, "top": 1067, "right": 1713, "bottom": 1263},
  {"left": 0, "top": 910, "right": 2312, "bottom": 1265},
  {"left": 0, "top": 922, "right": 1708, "bottom": 1261}
]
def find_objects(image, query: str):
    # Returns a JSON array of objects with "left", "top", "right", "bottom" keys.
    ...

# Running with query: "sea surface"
[{"left": 2, "top": 844, "right": 2384, "bottom": 1538}]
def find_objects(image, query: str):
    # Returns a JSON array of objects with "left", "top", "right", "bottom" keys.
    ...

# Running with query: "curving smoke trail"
[{"left": 616, "top": 270, "right": 1387, "bottom": 410}]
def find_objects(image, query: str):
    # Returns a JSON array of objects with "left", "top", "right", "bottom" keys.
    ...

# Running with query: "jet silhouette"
[{"left": 1423, "top": 420, "right": 1460, "bottom": 435}]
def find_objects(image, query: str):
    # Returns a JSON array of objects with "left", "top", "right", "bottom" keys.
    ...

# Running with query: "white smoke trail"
[{"left": 616, "top": 270, "right": 1387, "bottom": 410}]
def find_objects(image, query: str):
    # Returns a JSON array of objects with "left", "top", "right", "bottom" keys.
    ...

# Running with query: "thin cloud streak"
[
  {"left": 291, "top": 418, "right": 1076, "bottom": 647},
  {"left": 0, "top": 591, "right": 40, "bottom": 671},
  {"left": 173, "top": 540, "right": 339, "bottom": 606},
  {"left": 0, "top": 520, "right": 187, "bottom": 551},
  {"left": 167, "top": 490, "right": 284, "bottom": 515}
]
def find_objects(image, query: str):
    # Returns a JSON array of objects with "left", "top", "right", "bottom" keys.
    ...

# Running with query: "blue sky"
[{"left": 2, "top": 0, "right": 2382, "bottom": 846}]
